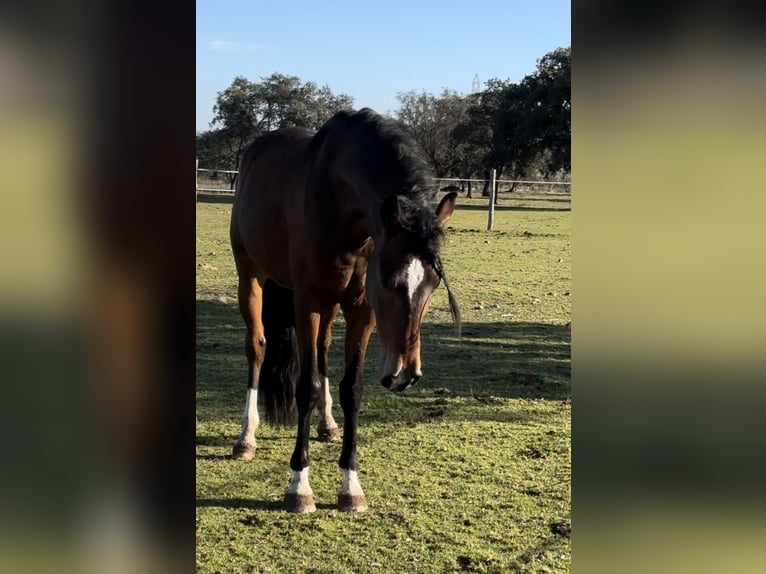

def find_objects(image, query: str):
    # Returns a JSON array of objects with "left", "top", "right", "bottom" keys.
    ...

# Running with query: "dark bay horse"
[{"left": 229, "top": 107, "right": 460, "bottom": 513}]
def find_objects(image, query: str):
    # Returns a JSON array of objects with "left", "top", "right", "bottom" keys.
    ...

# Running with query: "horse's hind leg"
[
  {"left": 337, "top": 301, "right": 375, "bottom": 512},
  {"left": 316, "top": 305, "right": 340, "bottom": 441},
  {"left": 232, "top": 272, "right": 266, "bottom": 461}
]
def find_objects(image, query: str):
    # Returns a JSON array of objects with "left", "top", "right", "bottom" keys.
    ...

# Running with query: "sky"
[{"left": 196, "top": 1, "right": 570, "bottom": 132}]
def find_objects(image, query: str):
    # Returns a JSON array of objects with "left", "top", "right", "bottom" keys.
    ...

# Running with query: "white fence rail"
[
  {"left": 196, "top": 168, "right": 570, "bottom": 195},
  {"left": 196, "top": 164, "right": 570, "bottom": 230},
  {"left": 432, "top": 177, "right": 570, "bottom": 186},
  {"left": 196, "top": 168, "right": 240, "bottom": 194}
]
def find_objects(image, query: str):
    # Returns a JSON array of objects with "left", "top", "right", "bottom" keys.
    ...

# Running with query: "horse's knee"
[
  {"left": 339, "top": 352, "right": 363, "bottom": 412},
  {"left": 339, "top": 383, "right": 358, "bottom": 412},
  {"left": 296, "top": 372, "right": 322, "bottom": 410},
  {"left": 308, "top": 375, "right": 322, "bottom": 400}
]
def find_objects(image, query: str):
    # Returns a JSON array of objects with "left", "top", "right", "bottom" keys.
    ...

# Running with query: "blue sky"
[{"left": 196, "top": 1, "right": 570, "bottom": 132}]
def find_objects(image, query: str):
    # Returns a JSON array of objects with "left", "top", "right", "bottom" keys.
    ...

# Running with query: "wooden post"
[
  {"left": 195, "top": 158, "right": 199, "bottom": 202},
  {"left": 487, "top": 168, "right": 496, "bottom": 230}
]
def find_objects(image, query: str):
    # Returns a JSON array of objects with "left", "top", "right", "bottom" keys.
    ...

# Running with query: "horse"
[{"left": 229, "top": 107, "right": 461, "bottom": 513}]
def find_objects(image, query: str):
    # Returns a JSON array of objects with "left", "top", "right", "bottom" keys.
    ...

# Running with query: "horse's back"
[
  {"left": 231, "top": 127, "right": 315, "bottom": 286},
  {"left": 234, "top": 127, "right": 314, "bottom": 206}
]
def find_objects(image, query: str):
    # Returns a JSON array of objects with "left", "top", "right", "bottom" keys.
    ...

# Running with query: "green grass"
[{"left": 197, "top": 194, "right": 571, "bottom": 573}]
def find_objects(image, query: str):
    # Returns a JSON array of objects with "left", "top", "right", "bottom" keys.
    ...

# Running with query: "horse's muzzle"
[{"left": 381, "top": 373, "right": 421, "bottom": 393}]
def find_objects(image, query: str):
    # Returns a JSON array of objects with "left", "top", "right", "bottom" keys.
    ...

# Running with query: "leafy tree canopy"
[
  {"left": 196, "top": 48, "right": 570, "bottom": 187},
  {"left": 197, "top": 73, "right": 353, "bottom": 172}
]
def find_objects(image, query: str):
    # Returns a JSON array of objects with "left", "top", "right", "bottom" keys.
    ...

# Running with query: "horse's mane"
[
  {"left": 308, "top": 107, "right": 443, "bottom": 253},
  {"left": 307, "top": 107, "right": 461, "bottom": 337}
]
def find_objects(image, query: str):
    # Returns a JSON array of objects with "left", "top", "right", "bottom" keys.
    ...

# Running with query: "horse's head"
[{"left": 367, "top": 191, "right": 459, "bottom": 392}]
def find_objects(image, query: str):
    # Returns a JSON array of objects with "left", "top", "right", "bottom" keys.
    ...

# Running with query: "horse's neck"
[
  {"left": 352, "top": 193, "right": 385, "bottom": 250},
  {"left": 306, "top": 173, "right": 378, "bottom": 253},
  {"left": 342, "top": 173, "right": 390, "bottom": 241},
  {"left": 309, "top": 143, "right": 386, "bottom": 245}
]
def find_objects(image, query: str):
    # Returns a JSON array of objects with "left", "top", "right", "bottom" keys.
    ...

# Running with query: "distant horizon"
[{"left": 196, "top": 1, "right": 570, "bottom": 132}]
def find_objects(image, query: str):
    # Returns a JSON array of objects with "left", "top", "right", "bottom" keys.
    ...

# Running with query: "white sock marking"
[
  {"left": 238, "top": 387, "right": 259, "bottom": 445},
  {"left": 317, "top": 377, "right": 337, "bottom": 428},
  {"left": 339, "top": 469, "right": 364, "bottom": 497},
  {"left": 405, "top": 258, "right": 425, "bottom": 303},
  {"left": 287, "top": 467, "right": 313, "bottom": 496}
]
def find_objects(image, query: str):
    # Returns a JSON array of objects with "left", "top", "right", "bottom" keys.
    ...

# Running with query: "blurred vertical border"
[
  {"left": 0, "top": 2, "right": 194, "bottom": 573},
  {"left": 573, "top": 1, "right": 766, "bottom": 573}
]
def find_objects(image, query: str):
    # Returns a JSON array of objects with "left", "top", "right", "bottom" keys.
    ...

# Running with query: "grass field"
[{"left": 196, "top": 194, "right": 571, "bottom": 573}]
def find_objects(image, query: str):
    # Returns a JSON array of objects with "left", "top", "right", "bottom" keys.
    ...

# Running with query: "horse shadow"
[{"left": 196, "top": 298, "right": 570, "bottom": 428}]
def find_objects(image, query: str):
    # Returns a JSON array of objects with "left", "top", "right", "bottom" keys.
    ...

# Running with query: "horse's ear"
[
  {"left": 435, "top": 192, "right": 457, "bottom": 228},
  {"left": 381, "top": 193, "right": 401, "bottom": 230}
]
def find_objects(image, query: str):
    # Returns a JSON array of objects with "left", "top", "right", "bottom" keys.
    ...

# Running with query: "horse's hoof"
[
  {"left": 283, "top": 493, "right": 316, "bottom": 513},
  {"left": 232, "top": 441, "right": 256, "bottom": 461},
  {"left": 317, "top": 424, "right": 340, "bottom": 442},
  {"left": 337, "top": 493, "right": 368, "bottom": 512}
]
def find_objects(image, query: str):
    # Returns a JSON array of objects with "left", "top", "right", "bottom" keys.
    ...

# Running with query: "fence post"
[
  {"left": 195, "top": 158, "right": 199, "bottom": 202},
  {"left": 487, "top": 168, "right": 496, "bottom": 230}
]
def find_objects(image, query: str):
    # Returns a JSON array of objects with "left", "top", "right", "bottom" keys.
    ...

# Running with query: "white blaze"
[{"left": 405, "top": 258, "right": 425, "bottom": 303}]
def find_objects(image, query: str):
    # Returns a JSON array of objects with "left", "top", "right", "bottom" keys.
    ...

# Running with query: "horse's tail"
[{"left": 258, "top": 280, "right": 299, "bottom": 426}]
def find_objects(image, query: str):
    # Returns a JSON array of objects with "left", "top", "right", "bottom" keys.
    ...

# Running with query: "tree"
[
  {"left": 395, "top": 89, "right": 471, "bottom": 177},
  {"left": 195, "top": 128, "right": 244, "bottom": 188},
  {"left": 251, "top": 73, "right": 354, "bottom": 131},
  {"left": 453, "top": 79, "right": 509, "bottom": 197},
  {"left": 529, "top": 46, "right": 571, "bottom": 174},
  {"left": 453, "top": 46, "right": 571, "bottom": 193},
  {"left": 197, "top": 73, "right": 354, "bottom": 179},
  {"left": 491, "top": 47, "right": 571, "bottom": 178},
  {"left": 447, "top": 92, "right": 490, "bottom": 197},
  {"left": 396, "top": 89, "right": 489, "bottom": 196},
  {"left": 206, "top": 76, "right": 263, "bottom": 180}
]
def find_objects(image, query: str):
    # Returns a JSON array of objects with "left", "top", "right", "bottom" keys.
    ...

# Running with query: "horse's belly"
[{"left": 237, "top": 210, "right": 293, "bottom": 288}]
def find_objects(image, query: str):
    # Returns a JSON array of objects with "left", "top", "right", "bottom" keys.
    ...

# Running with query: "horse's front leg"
[
  {"left": 337, "top": 301, "right": 376, "bottom": 512},
  {"left": 284, "top": 304, "right": 322, "bottom": 514}
]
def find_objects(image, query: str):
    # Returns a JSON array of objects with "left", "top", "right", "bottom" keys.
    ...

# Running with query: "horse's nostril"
[{"left": 381, "top": 375, "right": 394, "bottom": 389}]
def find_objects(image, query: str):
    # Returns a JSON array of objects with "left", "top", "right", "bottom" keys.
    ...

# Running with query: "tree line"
[{"left": 196, "top": 46, "right": 570, "bottom": 195}]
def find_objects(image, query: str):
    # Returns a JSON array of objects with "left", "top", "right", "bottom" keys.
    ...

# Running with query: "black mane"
[
  {"left": 350, "top": 108, "right": 436, "bottom": 203},
  {"left": 310, "top": 107, "right": 444, "bottom": 254}
]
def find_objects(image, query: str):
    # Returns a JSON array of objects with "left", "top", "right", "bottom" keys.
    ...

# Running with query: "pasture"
[{"left": 196, "top": 194, "right": 571, "bottom": 573}]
